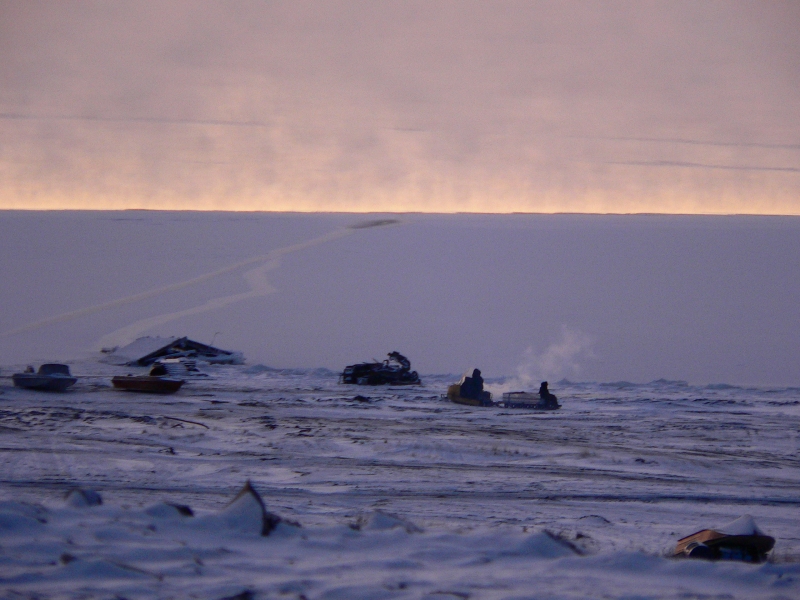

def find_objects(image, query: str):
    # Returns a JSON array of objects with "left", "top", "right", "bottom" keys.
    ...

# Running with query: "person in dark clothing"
[
  {"left": 538, "top": 381, "right": 559, "bottom": 408},
  {"left": 387, "top": 351, "right": 411, "bottom": 372},
  {"left": 460, "top": 368, "right": 485, "bottom": 400},
  {"left": 472, "top": 369, "right": 484, "bottom": 393},
  {"left": 149, "top": 363, "right": 168, "bottom": 376}
]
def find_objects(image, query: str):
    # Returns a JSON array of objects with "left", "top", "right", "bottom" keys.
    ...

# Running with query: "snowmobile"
[
  {"left": 447, "top": 383, "right": 493, "bottom": 407},
  {"left": 446, "top": 369, "right": 493, "bottom": 407},
  {"left": 340, "top": 352, "right": 421, "bottom": 385}
]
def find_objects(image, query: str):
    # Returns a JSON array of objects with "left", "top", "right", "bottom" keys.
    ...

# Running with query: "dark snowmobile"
[{"left": 340, "top": 352, "right": 421, "bottom": 385}]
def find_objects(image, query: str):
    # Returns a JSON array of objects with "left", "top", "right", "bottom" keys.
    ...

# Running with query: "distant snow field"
[
  {"left": 1, "top": 212, "right": 799, "bottom": 598},
  {"left": 1, "top": 211, "right": 800, "bottom": 384}
]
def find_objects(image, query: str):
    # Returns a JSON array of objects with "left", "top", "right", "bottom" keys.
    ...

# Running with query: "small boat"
[
  {"left": 12, "top": 364, "right": 77, "bottom": 392},
  {"left": 112, "top": 376, "right": 184, "bottom": 394},
  {"left": 499, "top": 392, "right": 560, "bottom": 410},
  {"left": 674, "top": 515, "right": 775, "bottom": 562},
  {"left": 112, "top": 363, "right": 185, "bottom": 394},
  {"left": 446, "top": 383, "right": 494, "bottom": 407},
  {"left": 112, "top": 365, "right": 184, "bottom": 394}
]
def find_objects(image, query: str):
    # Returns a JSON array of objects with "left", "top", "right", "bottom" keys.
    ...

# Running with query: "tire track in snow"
[
  {"left": 0, "top": 219, "right": 401, "bottom": 347},
  {"left": 93, "top": 258, "right": 282, "bottom": 350}
]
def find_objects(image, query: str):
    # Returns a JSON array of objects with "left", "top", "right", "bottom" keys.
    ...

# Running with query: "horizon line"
[{"left": 2, "top": 208, "right": 800, "bottom": 217}]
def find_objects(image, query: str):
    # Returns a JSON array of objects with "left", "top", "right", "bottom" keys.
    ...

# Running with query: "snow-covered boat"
[
  {"left": 674, "top": 515, "right": 775, "bottom": 562},
  {"left": 499, "top": 392, "right": 560, "bottom": 410},
  {"left": 12, "top": 364, "right": 77, "bottom": 392},
  {"left": 111, "top": 375, "right": 184, "bottom": 394}
]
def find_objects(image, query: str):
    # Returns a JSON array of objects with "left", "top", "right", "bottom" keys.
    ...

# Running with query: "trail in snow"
[
  {"left": 93, "top": 259, "right": 281, "bottom": 350},
  {"left": 1, "top": 220, "right": 401, "bottom": 349}
]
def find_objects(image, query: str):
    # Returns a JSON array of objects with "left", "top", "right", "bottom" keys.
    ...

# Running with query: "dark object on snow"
[
  {"left": 447, "top": 369, "right": 493, "bottom": 407},
  {"left": 340, "top": 351, "right": 421, "bottom": 385},
  {"left": 538, "top": 381, "right": 560, "bottom": 409},
  {"left": 674, "top": 515, "right": 775, "bottom": 563},
  {"left": 169, "top": 503, "right": 194, "bottom": 517},
  {"left": 500, "top": 391, "right": 561, "bottom": 410},
  {"left": 103, "top": 336, "right": 243, "bottom": 366},
  {"left": 149, "top": 363, "right": 168, "bottom": 376},
  {"left": 460, "top": 368, "right": 485, "bottom": 400},
  {"left": 12, "top": 364, "right": 77, "bottom": 392},
  {"left": 217, "top": 591, "right": 254, "bottom": 600},
  {"left": 111, "top": 366, "right": 184, "bottom": 394},
  {"left": 145, "top": 502, "right": 195, "bottom": 517}
]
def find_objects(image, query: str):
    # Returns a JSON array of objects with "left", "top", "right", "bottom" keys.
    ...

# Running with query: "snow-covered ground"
[{"left": 1, "top": 362, "right": 798, "bottom": 599}]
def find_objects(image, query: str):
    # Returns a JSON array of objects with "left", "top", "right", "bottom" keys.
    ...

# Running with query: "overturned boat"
[
  {"left": 499, "top": 391, "right": 560, "bottom": 410},
  {"left": 674, "top": 515, "right": 775, "bottom": 562},
  {"left": 340, "top": 352, "right": 421, "bottom": 385},
  {"left": 12, "top": 364, "right": 77, "bottom": 392}
]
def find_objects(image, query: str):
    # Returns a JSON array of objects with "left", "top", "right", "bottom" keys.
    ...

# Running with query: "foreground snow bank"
[{"left": 1, "top": 486, "right": 797, "bottom": 600}]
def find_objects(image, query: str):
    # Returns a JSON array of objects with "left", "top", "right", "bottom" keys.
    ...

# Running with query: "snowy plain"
[
  {"left": 0, "top": 364, "right": 799, "bottom": 599},
  {"left": 1, "top": 211, "right": 799, "bottom": 598}
]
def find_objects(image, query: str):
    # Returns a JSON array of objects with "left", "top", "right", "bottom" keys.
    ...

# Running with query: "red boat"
[{"left": 111, "top": 375, "right": 184, "bottom": 394}]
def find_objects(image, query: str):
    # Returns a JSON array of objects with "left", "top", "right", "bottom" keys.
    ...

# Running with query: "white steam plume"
[{"left": 491, "top": 326, "right": 594, "bottom": 395}]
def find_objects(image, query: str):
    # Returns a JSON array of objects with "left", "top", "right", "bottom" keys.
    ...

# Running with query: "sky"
[{"left": 1, "top": 1, "right": 799, "bottom": 213}]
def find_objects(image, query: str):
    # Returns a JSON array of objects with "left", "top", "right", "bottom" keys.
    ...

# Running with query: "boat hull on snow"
[
  {"left": 674, "top": 515, "right": 775, "bottom": 562},
  {"left": 674, "top": 529, "right": 774, "bottom": 562},
  {"left": 112, "top": 376, "right": 184, "bottom": 394}
]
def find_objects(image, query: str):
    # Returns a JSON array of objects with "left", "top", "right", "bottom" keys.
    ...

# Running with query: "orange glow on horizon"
[{"left": 2, "top": 180, "right": 799, "bottom": 215}]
